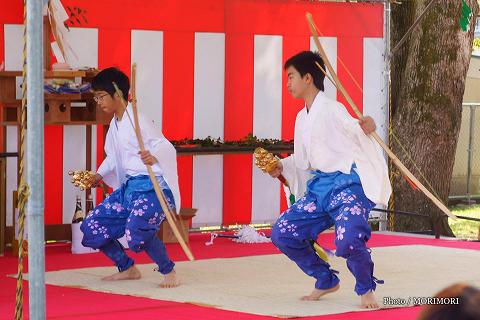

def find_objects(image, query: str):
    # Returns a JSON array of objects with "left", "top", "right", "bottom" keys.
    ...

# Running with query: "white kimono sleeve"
[
  {"left": 97, "top": 129, "right": 120, "bottom": 189},
  {"left": 139, "top": 114, "right": 182, "bottom": 212},
  {"left": 334, "top": 104, "right": 392, "bottom": 205},
  {"left": 280, "top": 155, "right": 312, "bottom": 206}
]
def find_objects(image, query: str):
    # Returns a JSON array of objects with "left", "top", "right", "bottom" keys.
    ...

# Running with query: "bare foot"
[
  {"left": 102, "top": 265, "right": 141, "bottom": 281},
  {"left": 301, "top": 284, "right": 340, "bottom": 301},
  {"left": 159, "top": 269, "right": 180, "bottom": 288},
  {"left": 360, "top": 290, "right": 379, "bottom": 309}
]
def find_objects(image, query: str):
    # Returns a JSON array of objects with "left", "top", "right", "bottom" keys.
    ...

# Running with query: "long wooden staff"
[
  {"left": 113, "top": 63, "right": 195, "bottom": 260},
  {"left": 306, "top": 13, "right": 456, "bottom": 220}
]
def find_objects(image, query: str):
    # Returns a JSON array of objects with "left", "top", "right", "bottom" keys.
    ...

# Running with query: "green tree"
[{"left": 391, "top": 0, "right": 479, "bottom": 235}]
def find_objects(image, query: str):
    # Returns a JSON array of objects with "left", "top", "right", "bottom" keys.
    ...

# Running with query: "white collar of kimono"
[
  {"left": 304, "top": 90, "right": 325, "bottom": 115},
  {"left": 115, "top": 102, "right": 133, "bottom": 122},
  {"left": 301, "top": 90, "right": 325, "bottom": 160}
]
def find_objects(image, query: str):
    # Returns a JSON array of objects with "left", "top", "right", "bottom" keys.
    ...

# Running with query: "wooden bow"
[{"left": 306, "top": 12, "right": 455, "bottom": 220}]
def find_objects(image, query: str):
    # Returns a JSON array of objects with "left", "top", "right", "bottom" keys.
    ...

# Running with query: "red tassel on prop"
[
  {"left": 403, "top": 175, "right": 419, "bottom": 191},
  {"left": 278, "top": 174, "right": 287, "bottom": 185}
]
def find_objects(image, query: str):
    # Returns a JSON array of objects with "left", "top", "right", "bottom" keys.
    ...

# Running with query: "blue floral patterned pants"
[
  {"left": 271, "top": 172, "right": 382, "bottom": 295},
  {"left": 81, "top": 175, "right": 175, "bottom": 274}
]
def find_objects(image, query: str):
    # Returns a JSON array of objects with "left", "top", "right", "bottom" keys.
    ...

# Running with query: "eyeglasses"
[{"left": 93, "top": 93, "right": 110, "bottom": 103}]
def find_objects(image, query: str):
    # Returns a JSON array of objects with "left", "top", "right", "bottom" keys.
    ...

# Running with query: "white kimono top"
[
  {"left": 97, "top": 103, "right": 181, "bottom": 211},
  {"left": 280, "top": 91, "right": 392, "bottom": 206}
]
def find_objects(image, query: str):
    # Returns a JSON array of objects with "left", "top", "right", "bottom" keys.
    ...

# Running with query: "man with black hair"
[
  {"left": 269, "top": 51, "right": 391, "bottom": 308},
  {"left": 81, "top": 67, "right": 181, "bottom": 288}
]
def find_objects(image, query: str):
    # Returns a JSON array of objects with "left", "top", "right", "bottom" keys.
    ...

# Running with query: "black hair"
[
  {"left": 418, "top": 284, "right": 480, "bottom": 320},
  {"left": 284, "top": 51, "right": 325, "bottom": 91},
  {"left": 91, "top": 67, "right": 130, "bottom": 100}
]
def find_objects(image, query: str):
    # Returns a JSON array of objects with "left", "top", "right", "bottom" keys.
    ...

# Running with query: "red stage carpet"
[{"left": 1, "top": 232, "right": 479, "bottom": 319}]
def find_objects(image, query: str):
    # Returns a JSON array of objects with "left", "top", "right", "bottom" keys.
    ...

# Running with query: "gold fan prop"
[
  {"left": 68, "top": 170, "right": 97, "bottom": 190},
  {"left": 254, "top": 147, "right": 280, "bottom": 174},
  {"left": 254, "top": 147, "right": 288, "bottom": 187}
]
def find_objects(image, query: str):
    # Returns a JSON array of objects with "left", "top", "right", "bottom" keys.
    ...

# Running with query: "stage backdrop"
[{"left": 1, "top": 0, "right": 386, "bottom": 228}]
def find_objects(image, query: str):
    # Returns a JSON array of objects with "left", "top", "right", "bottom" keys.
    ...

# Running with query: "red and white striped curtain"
[{"left": 1, "top": 0, "right": 386, "bottom": 228}]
